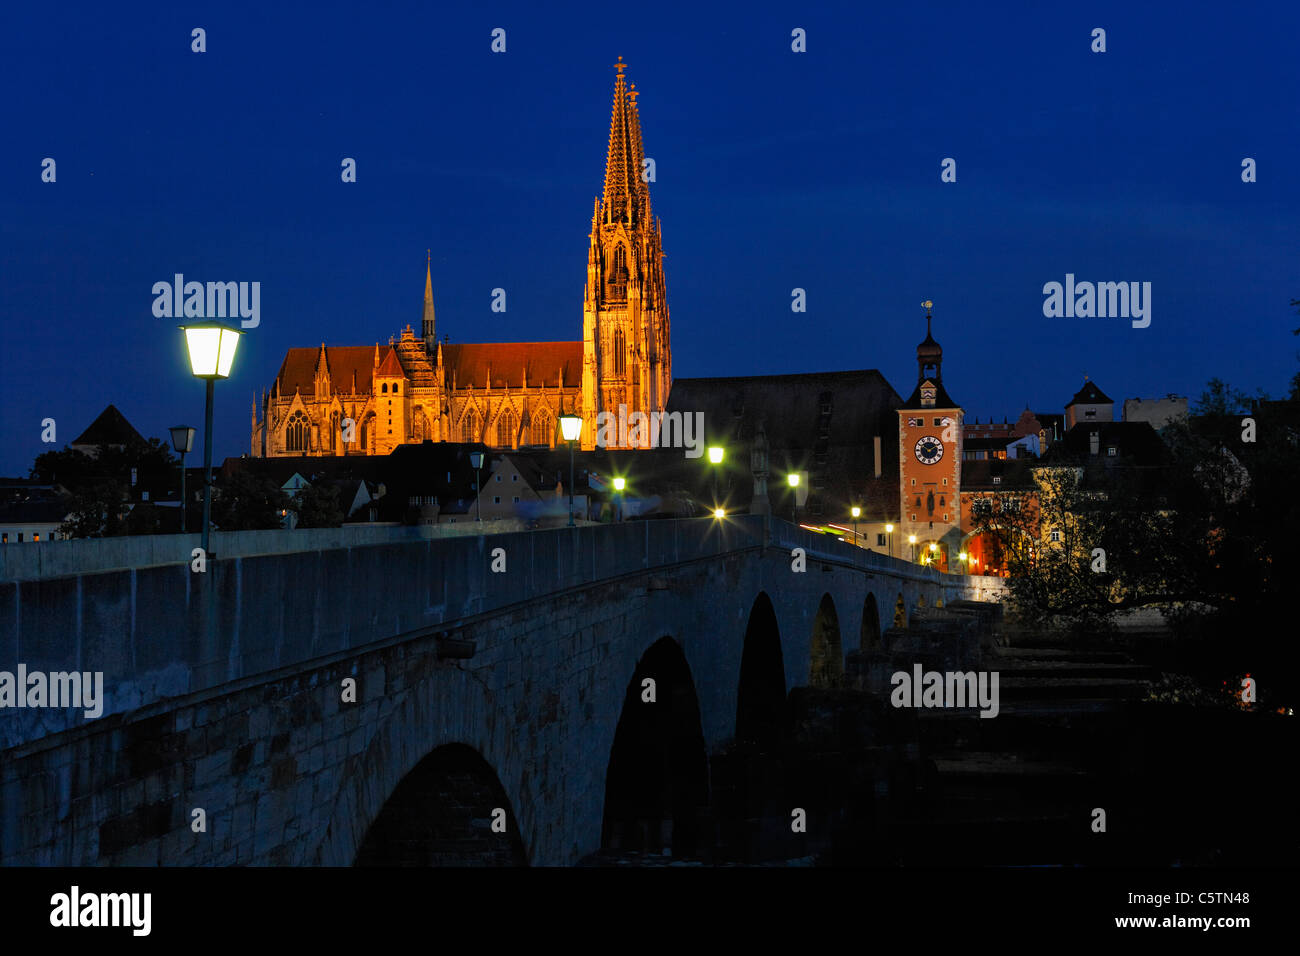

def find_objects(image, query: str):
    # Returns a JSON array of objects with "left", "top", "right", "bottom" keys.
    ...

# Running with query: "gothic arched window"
[
  {"left": 287, "top": 411, "right": 309, "bottom": 452},
  {"left": 608, "top": 244, "right": 628, "bottom": 298},
  {"left": 461, "top": 409, "right": 479, "bottom": 444},
  {"left": 531, "top": 411, "right": 552, "bottom": 446},
  {"left": 496, "top": 408, "right": 518, "bottom": 448},
  {"left": 613, "top": 328, "right": 626, "bottom": 377},
  {"left": 381, "top": 383, "right": 388, "bottom": 394}
]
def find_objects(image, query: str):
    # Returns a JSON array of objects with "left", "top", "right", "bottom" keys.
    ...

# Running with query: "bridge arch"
[
  {"left": 735, "top": 592, "right": 786, "bottom": 748},
  {"left": 354, "top": 743, "right": 526, "bottom": 866},
  {"left": 860, "top": 593, "right": 881, "bottom": 652},
  {"left": 809, "top": 593, "right": 843, "bottom": 687},
  {"left": 601, "top": 636, "right": 709, "bottom": 857}
]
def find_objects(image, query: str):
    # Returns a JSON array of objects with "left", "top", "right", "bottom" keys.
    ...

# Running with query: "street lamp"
[
  {"left": 713, "top": 507, "right": 725, "bottom": 519},
  {"left": 707, "top": 446, "right": 724, "bottom": 508},
  {"left": 169, "top": 425, "right": 196, "bottom": 533},
  {"left": 850, "top": 506, "right": 860, "bottom": 545},
  {"left": 908, "top": 533, "right": 917, "bottom": 562},
  {"left": 885, "top": 522, "right": 894, "bottom": 559},
  {"left": 180, "top": 321, "right": 243, "bottom": 558},
  {"left": 469, "top": 451, "right": 484, "bottom": 522},
  {"left": 560, "top": 411, "right": 582, "bottom": 526},
  {"left": 613, "top": 476, "right": 626, "bottom": 522}
]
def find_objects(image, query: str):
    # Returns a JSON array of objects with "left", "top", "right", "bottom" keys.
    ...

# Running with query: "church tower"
[
  {"left": 582, "top": 57, "right": 671, "bottom": 449},
  {"left": 422, "top": 251, "right": 436, "bottom": 353},
  {"left": 898, "top": 301, "right": 964, "bottom": 570}
]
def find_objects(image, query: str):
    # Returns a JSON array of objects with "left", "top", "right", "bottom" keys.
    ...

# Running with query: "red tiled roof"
[
  {"left": 444, "top": 342, "right": 582, "bottom": 389},
  {"left": 275, "top": 341, "right": 583, "bottom": 396},
  {"left": 276, "top": 346, "right": 378, "bottom": 397},
  {"left": 376, "top": 347, "right": 404, "bottom": 378}
]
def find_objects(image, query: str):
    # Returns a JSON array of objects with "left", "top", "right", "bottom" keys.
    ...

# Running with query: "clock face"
[{"left": 914, "top": 435, "right": 944, "bottom": 465}]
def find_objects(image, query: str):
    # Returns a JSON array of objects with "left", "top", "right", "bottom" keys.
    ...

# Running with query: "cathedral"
[{"left": 251, "top": 59, "right": 671, "bottom": 458}]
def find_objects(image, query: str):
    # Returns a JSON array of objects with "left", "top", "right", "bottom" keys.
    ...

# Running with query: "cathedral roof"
[
  {"left": 444, "top": 342, "right": 582, "bottom": 389},
  {"left": 275, "top": 347, "right": 378, "bottom": 397}
]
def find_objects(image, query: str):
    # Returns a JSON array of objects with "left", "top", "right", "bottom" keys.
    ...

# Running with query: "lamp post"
[
  {"left": 885, "top": 522, "right": 894, "bottom": 559},
  {"left": 560, "top": 412, "right": 582, "bottom": 526},
  {"left": 469, "top": 451, "right": 484, "bottom": 521},
  {"left": 908, "top": 533, "right": 917, "bottom": 563},
  {"left": 613, "top": 476, "right": 625, "bottom": 522},
  {"left": 180, "top": 321, "right": 243, "bottom": 558},
  {"left": 787, "top": 472, "right": 800, "bottom": 522},
  {"left": 850, "top": 506, "right": 861, "bottom": 546},
  {"left": 169, "top": 425, "right": 196, "bottom": 533},
  {"left": 707, "top": 446, "right": 724, "bottom": 509}
]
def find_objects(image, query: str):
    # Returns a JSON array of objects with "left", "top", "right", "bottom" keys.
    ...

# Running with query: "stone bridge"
[{"left": 0, "top": 517, "right": 1005, "bottom": 866}]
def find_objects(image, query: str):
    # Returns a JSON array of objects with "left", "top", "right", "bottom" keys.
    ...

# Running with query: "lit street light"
[
  {"left": 180, "top": 321, "right": 243, "bottom": 558},
  {"left": 706, "top": 446, "right": 724, "bottom": 508},
  {"left": 169, "top": 425, "right": 196, "bottom": 533},
  {"left": 850, "top": 506, "right": 860, "bottom": 545},
  {"left": 713, "top": 507, "right": 725, "bottom": 519},
  {"left": 886, "top": 522, "right": 894, "bottom": 559},
  {"left": 908, "top": 533, "right": 917, "bottom": 563},
  {"left": 560, "top": 411, "right": 582, "bottom": 526},
  {"left": 613, "top": 476, "right": 626, "bottom": 522}
]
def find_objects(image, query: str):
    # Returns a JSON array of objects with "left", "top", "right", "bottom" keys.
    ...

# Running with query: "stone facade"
[
  {"left": 251, "top": 61, "right": 670, "bottom": 459},
  {"left": 0, "top": 520, "right": 1003, "bottom": 866}
]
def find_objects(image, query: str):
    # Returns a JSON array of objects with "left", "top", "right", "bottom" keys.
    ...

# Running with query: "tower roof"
[
  {"left": 602, "top": 57, "right": 649, "bottom": 227},
  {"left": 71, "top": 404, "right": 146, "bottom": 449},
  {"left": 422, "top": 251, "right": 435, "bottom": 334},
  {"left": 376, "top": 347, "right": 405, "bottom": 378},
  {"left": 1066, "top": 379, "right": 1114, "bottom": 407}
]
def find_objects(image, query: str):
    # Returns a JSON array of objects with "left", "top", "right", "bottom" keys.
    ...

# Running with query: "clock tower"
[{"left": 897, "top": 301, "right": 964, "bottom": 569}]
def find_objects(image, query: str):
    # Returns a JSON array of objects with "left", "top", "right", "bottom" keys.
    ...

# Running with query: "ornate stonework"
[{"left": 252, "top": 61, "right": 670, "bottom": 458}]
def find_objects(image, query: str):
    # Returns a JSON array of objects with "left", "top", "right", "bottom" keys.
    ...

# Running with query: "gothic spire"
[
  {"left": 602, "top": 56, "right": 648, "bottom": 227},
  {"left": 422, "top": 250, "right": 436, "bottom": 350}
]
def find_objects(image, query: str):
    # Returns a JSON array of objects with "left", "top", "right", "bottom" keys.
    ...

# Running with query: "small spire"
[{"left": 423, "top": 254, "right": 436, "bottom": 347}]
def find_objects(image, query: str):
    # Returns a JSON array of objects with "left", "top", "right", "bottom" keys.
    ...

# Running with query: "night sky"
[{"left": 3, "top": 1, "right": 1298, "bottom": 476}]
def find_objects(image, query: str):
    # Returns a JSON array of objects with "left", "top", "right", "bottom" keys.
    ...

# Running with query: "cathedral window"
[
  {"left": 462, "top": 410, "right": 479, "bottom": 443},
  {"left": 286, "top": 411, "right": 310, "bottom": 452},
  {"left": 613, "top": 328, "right": 626, "bottom": 377},
  {"left": 531, "top": 412, "right": 552, "bottom": 446},
  {"left": 608, "top": 244, "right": 628, "bottom": 298},
  {"left": 382, "top": 383, "right": 388, "bottom": 394},
  {"left": 393, "top": 383, "right": 400, "bottom": 394},
  {"left": 496, "top": 408, "right": 518, "bottom": 448}
]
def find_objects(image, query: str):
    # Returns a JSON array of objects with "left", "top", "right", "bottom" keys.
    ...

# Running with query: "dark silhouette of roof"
[
  {"left": 71, "top": 405, "right": 145, "bottom": 449},
  {"left": 1066, "top": 381, "right": 1114, "bottom": 407}
]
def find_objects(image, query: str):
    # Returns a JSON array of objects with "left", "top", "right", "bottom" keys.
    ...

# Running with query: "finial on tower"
[{"left": 614, "top": 55, "right": 627, "bottom": 74}]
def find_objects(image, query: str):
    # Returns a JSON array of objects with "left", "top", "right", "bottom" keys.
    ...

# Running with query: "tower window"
[
  {"left": 613, "top": 328, "right": 626, "bottom": 377},
  {"left": 608, "top": 244, "right": 628, "bottom": 298},
  {"left": 382, "top": 383, "right": 388, "bottom": 393}
]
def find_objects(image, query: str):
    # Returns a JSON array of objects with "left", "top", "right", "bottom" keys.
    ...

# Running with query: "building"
[
  {"left": 0, "top": 479, "right": 72, "bottom": 544},
  {"left": 897, "top": 303, "right": 964, "bottom": 569},
  {"left": 666, "top": 369, "right": 902, "bottom": 528},
  {"left": 1064, "top": 378, "right": 1115, "bottom": 429},
  {"left": 251, "top": 59, "right": 670, "bottom": 459},
  {"left": 1123, "top": 395, "right": 1188, "bottom": 430}
]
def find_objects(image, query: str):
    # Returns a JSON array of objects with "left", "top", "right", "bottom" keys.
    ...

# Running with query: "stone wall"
[{"left": 1, "top": 517, "right": 1004, "bottom": 866}]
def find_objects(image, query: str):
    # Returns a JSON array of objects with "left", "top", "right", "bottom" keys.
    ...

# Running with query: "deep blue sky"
[{"left": 3, "top": 1, "right": 1298, "bottom": 475}]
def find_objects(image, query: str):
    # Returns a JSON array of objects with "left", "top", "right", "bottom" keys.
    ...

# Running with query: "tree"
[
  {"left": 210, "top": 470, "right": 290, "bottom": 531},
  {"left": 294, "top": 482, "right": 345, "bottom": 528},
  {"left": 59, "top": 481, "right": 128, "bottom": 538}
]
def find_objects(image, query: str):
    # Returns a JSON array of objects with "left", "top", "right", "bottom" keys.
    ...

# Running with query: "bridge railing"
[{"left": 1, "top": 516, "right": 999, "bottom": 751}]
